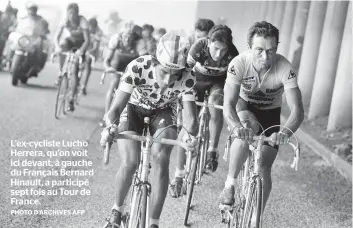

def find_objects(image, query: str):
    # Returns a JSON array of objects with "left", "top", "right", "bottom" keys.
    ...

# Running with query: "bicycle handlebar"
[
  {"left": 100, "top": 70, "right": 122, "bottom": 85},
  {"left": 195, "top": 101, "right": 223, "bottom": 110},
  {"left": 226, "top": 134, "right": 300, "bottom": 171},
  {"left": 51, "top": 51, "right": 83, "bottom": 64},
  {"left": 103, "top": 133, "right": 191, "bottom": 165}
]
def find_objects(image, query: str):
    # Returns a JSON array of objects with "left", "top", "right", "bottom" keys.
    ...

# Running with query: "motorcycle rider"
[{"left": 9, "top": 2, "right": 48, "bottom": 76}]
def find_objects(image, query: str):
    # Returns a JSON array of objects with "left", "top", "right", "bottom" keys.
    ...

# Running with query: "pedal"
[
  {"left": 219, "top": 203, "right": 233, "bottom": 211},
  {"left": 219, "top": 204, "right": 233, "bottom": 224}
]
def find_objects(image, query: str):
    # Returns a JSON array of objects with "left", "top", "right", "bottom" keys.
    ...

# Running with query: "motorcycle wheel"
[{"left": 11, "top": 54, "right": 23, "bottom": 86}]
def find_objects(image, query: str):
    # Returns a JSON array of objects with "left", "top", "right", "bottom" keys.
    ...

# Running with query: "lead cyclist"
[
  {"left": 100, "top": 32, "right": 198, "bottom": 228},
  {"left": 219, "top": 21, "right": 304, "bottom": 224},
  {"left": 54, "top": 3, "right": 90, "bottom": 112}
]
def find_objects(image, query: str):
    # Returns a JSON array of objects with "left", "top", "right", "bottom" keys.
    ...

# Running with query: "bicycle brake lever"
[{"left": 288, "top": 142, "right": 300, "bottom": 171}]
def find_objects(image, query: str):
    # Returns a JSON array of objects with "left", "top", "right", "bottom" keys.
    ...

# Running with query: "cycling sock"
[
  {"left": 112, "top": 203, "right": 124, "bottom": 213},
  {"left": 174, "top": 168, "right": 187, "bottom": 178},
  {"left": 225, "top": 176, "right": 236, "bottom": 188},
  {"left": 149, "top": 218, "right": 159, "bottom": 227}
]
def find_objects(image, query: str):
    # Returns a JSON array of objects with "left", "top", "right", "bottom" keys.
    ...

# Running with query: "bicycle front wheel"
[
  {"left": 54, "top": 75, "right": 68, "bottom": 119},
  {"left": 183, "top": 154, "right": 199, "bottom": 226},
  {"left": 128, "top": 184, "right": 148, "bottom": 228},
  {"left": 197, "top": 118, "right": 209, "bottom": 182},
  {"left": 242, "top": 176, "right": 262, "bottom": 228}
]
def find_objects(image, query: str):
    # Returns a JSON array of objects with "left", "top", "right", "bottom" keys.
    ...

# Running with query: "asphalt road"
[{"left": 0, "top": 63, "right": 351, "bottom": 228}]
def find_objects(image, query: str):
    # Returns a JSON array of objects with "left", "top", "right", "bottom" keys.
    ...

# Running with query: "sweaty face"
[
  {"left": 194, "top": 29, "right": 208, "bottom": 39},
  {"left": 250, "top": 34, "right": 277, "bottom": 70},
  {"left": 156, "top": 65, "right": 183, "bottom": 87},
  {"left": 208, "top": 41, "right": 228, "bottom": 61}
]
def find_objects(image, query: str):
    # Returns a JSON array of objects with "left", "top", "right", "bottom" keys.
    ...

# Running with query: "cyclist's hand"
[
  {"left": 105, "top": 66, "right": 117, "bottom": 74},
  {"left": 54, "top": 46, "right": 62, "bottom": 53},
  {"left": 234, "top": 126, "right": 254, "bottom": 141},
  {"left": 182, "top": 134, "right": 197, "bottom": 152},
  {"left": 269, "top": 132, "right": 289, "bottom": 146},
  {"left": 100, "top": 124, "right": 118, "bottom": 146}
]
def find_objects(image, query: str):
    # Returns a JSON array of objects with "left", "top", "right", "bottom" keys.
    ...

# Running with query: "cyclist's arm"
[
  {"left": 282, "top": 87, "right": 304, "bottom": 136},
  {"left": 80, "top": 28, "right": 90, "bottom": 53},
  {"left": 88, "top": 39, "right": 100, "bottom": 54},
  {"left": 223, "top": 57, "right": 244, "bottom": 130},
  {"left": 78, "top": 17, "right": 90, "bottom": 53},
  {"left": 223, "top": 82, "right": 242, "bottom": 131},
  {"left": 106, "top": 90, "right": 131, "bottom": 126},
  {"left": 103, "top": 49, "right": 115, "bottom": 69},
  {"left": 54, "top": 26, "right": 64, "bottom": 49}
]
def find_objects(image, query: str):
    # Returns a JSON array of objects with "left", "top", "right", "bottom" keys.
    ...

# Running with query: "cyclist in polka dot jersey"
[{"left": 100, "top": 32, "right": 198, "bottom": 228}]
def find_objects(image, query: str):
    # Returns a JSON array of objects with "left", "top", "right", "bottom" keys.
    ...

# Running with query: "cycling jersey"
[
  {"left": 90, "top": 27, "right": 103, "bottom": 44},
  {"left": 118, "top": 55, "right": 196, "bottom": 110},
  {"left": 187, "top": 37, "right": 239, "bottom": 78},
  {"left": 108, "top": 32, "right": 139, "bottom": 71},
  {"left": 226, "top": 50, "right": 298, "bottom": 110},
  {"left": 59, "top": 15, "right": 88, "bottom": 42}
]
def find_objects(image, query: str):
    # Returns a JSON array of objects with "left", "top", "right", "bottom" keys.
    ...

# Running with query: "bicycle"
[
  {"left": 103, "top": 117, "right": 193, "bottom": 228},
  {"left": 182, "top": 90, "right": 224, "bottom": 226},
  {"left": 219, "top": 124, "right": 300, "bottom": 228},
  {"left": 52, "top": 50, "right": 83, "bottom": 119}
]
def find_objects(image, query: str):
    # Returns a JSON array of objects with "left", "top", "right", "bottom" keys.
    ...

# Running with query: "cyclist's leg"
[
  {"left": 107, "top": 104, "right": 142, "bottom": 226},
  {"left": 220, "top": 99, "right": 260, "bottom": 205},
  {"left": 170, "top": 99, "right": 187, "bottom": 198},
  {"left": 206, "top": 83, "right": 224, "bottom": 171},
  {"left": 253, "top": 107, "right": 281, "bottom": 209},
  {"left": 82, "top": 56, "right": 92, "bottom": 94},
  {"left": 149, "top": 107, "right": 178, "bottom": 226}
]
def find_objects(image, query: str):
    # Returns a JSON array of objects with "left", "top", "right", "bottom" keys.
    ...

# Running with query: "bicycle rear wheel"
[
  {"left": 183, "top": 153, "right": 199, "bottom": 226},
  {"left": 242, "top": 176, "right": 262, "bottom": 228},
  {"left": 54, "top": 74, "right": 68, "bottom": 119},
  {"left": 128, "top": 184, "right": 148, "bottom": 228}
]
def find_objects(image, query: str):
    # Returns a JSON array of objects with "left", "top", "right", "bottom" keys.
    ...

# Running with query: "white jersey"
[{"left": 226, "top": 50, "right": 298, "bottom": 110}]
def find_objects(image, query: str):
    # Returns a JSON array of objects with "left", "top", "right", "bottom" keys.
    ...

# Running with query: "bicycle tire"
[
  {"left": 183, "top": 153, "right": 199, "bottom": 226},
  {"left": 229, "top": 165, "right": 246, "bottom": 228},
  {"left": 196, "top": 114, "right": 209, "bottom": 183},
  {"left": 54, "top": 75, "right": 67, "bottom": 119},
  {"left": 242, "top": 176, "right": 262, "bottom": 228},
  {"left": 128, "top": 184, "right": 148, "bottom": 228}
]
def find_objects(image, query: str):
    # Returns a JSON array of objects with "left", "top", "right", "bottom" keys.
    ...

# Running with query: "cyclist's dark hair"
[
  {"left": 142, "top": 24, "right": 154, "bottom": 33},
  {"left": 132, "top": 25, "right": 142, "bottom": 41},
  {"left": 67, "top": 3, "right": 79, "bottom": 14},
  {"left": 194, "top": 18, "right": 215, "bottom": 32},
  {"left": 247, "top": 21, "right": 279, "bottom": 47},
  {"left": 156, "top": 28, "right": 166, "bottom": 35},
  {"left": 208, "top": 24, "right": 233, "bottom": 46},
  {"left": 88, "top": 17, "right": 98, "bottom": 28}
]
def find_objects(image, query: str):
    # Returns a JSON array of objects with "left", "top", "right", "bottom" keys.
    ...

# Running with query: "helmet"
[
  {"left": 156, "top": 32, "right": 190, "bottom": 70},
  {"left": 26, "top": 1, "right": 38, "bottom": 10}
]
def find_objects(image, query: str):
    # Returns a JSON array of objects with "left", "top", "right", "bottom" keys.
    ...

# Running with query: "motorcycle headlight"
[{"left": 18, "top": 36, "right": 31, "bottom": 48}]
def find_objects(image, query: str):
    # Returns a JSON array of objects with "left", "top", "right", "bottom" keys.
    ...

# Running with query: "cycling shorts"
[{"left": 117, "top": 103, "right": 177, "bottom": 135}]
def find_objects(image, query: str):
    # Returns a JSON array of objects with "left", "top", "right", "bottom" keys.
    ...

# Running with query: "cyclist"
[
  {"left": 187, "top": 18, "right": 215, "bottom": 46},
  {"left": 100, "top": 25, "right": 142, "bottom": 127},
  {"left": 54, "top": 2, "right": 90, "bottom": 111},
  {"left": 169, "top": 25, "right": 239, "bottom": 197},
  {"left": 81, "top": 17, "right": 103, "bottom": 95},
  {"left": 100, "top": 32, "right": 198, "bottom": 228},
  {"left": 141, "top": 24, "right": 157, "bottom": 55},
  {"left": 0, "top": 4, "right": 17, "bottom": 68},
  {"left": 219, "top": 21, "right": 304, "bottom": 222}
]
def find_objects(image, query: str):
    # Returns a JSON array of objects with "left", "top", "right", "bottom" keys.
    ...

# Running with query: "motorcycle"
[{"left": 8, "top": 31, "right": 48, "bottom": 86}]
